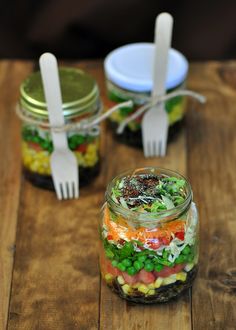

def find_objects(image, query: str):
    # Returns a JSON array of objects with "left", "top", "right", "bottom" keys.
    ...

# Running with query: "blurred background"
[{"left": 0, "top": 0, "right": 235, "bottom": 60}]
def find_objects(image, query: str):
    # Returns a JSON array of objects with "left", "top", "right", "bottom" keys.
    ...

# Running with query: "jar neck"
[
  {"left": 105, "top": 167, "right": 193, "bottom": 226},
  {"left": 106, "top": 195, "right": 192, "bottom": 227},
  {"left": 107, "top": 80, "right": 185, "bottom": 106},
  {"left": 20, "top": 97, "right": 101, "bottom": 122}
]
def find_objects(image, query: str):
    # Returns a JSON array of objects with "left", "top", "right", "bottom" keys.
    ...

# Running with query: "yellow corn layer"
[
  {"left": 122, "top": 284, "right": 132, "bottom": 295},
  {"left": 176, "top": 272, "right": 187, "bottom": 282},
  {"left": 103, "top": 270, "right": 189, "bottom": 298},
  {"left": 137, "top": 284, "right": 149, "bottom": 294},
  {"left": 162, "top": 274, "right": 177, "bottom": 285},
  {"left": 109, "top": 101, "right": 185, "bottom": 129},
  {"left": 184, "top": 263, "right": 194, "bottom": 272},
  {"left": 147, "top": 289, "right": 156, "bottom": 296},
  {"left": 117, "top": 276, "right": 125, "bottom": 285},
  {"left": 22, "top": 141, "right": 99, "bottom": 175},
  {"left": 105, "top": 273, "right": 113, "bottom": 283},
  {"left": 154, "top": 277, "right": 163, "bottom": 288}
]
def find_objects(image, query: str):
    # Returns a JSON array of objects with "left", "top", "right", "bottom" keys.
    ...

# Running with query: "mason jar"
[
  {"left": 99, "top": 167, "right": 198, "bottom": 304},
  {"left": 19, "top": 67, "right": 101, "bottom": 190},
  {"left": 104, "top": 43, "right": 188, "bottom": 147}
]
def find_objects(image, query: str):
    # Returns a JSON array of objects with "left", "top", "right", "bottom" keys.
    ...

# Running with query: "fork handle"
[
  {"left": 152, "top": 13, "right": 173, "bottom": 100},
  {"left": 39, "top": 53, "right": 68, "bottom": 150}
]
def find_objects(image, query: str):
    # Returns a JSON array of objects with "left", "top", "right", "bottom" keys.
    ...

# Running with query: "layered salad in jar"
[
  {"left": 22, "top": 124, "right": 100, "bottom": 189},
  {"left": 99, "top": 168, "right": 198, "bottom": 303},
  {"left": 104, "top": 43, "right": 188, "bottom": 148}
]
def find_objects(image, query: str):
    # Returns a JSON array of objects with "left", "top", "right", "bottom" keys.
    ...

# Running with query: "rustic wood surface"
[{"left": 0, "top": 60, "right": 235, "bottom": 330}]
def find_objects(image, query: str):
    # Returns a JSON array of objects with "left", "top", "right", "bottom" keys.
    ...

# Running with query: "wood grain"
[
  {"left": 187, "top": 62, "right": 236, "bottom": 330},
  {"left": 0, "top": 61, "right": 33, "bottom": 330},
  {"left": 1, "top": 60, "right": 235, "bottom": 329}
]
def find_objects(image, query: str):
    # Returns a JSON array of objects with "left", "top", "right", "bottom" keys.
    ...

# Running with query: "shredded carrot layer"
[{"left": 103, "top": 205, "right": 185, "bottom": 243}]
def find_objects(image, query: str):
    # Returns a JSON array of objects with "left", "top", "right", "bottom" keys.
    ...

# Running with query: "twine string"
[
  {"left": 16, "top": 89, "right": 206, "bottom": 134},
  {"left": 116, "top": 89, "right": 206, "bottom": 134},
  {"left": 16, "top": 100, "right": 133, "bottom": 133}
]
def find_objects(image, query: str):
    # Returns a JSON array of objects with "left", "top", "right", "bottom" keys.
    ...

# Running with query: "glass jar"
[
  {"left": 99, "top": 167, "right": 198, "bottom": 304},
  {"left": 19, "top": 67, "right": 101, "bottom": 190},
  {"left": 104, "top": 43, "right": 188, "bottom": 147}
]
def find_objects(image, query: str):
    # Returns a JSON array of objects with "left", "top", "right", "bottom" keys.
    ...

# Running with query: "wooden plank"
[
  {"left": 8, "top": 61, "right": 105, "bottom": 330},
  {"left": 7, "top": 60, "right": 192, "bottom": 329},
  {"left": 0, "top": 61, "right": 33, "bottom": 330},
  {"left": 8, "top": 181, "right": 103, "bottom": 330},
  {"left": 187, "top": 62, "right": 236, "bottom": 330}
]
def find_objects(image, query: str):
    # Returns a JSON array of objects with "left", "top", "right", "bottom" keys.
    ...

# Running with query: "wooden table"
[{"left": 0, "top": 60, "right": 236, "bottom": 330}]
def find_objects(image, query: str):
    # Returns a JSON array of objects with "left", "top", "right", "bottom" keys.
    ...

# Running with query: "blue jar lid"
[{"left": 104, "top": 43, "right": 189, "bottom": 92}]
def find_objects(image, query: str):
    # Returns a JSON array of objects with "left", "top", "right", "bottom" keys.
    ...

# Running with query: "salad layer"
[
  {"left": 22, "top": 125, "right": 99, "bottom": 176},
  {"left": 100, "top": 172, "right": 198, "bottom": 303},
  {"left": 107, "top": 87, "right": 186, "bottom": 132}
]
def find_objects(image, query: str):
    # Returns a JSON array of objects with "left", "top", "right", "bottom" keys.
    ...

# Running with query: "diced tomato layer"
[
  {"left": 154, "top": 264, "right": 185, "bottom": 278},
  {"left": 28, "top": 142, "right": 42, "bottom": 152},
  {"left": 102, "top": 259, "right": 122, "bottom": 277},
  {"left": 75, "top": 144, "right": 87, "bottom": 153},
  {"left": 122, "top": 272, "right": 139, "bottom": 285},
  {"left": 138, "top": 269, "right": 155, "bottom": 284}
]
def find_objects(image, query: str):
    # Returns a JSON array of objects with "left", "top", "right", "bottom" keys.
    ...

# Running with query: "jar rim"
[
  {"left": 105, "top": 167, "right": 192, "bottom": 223},
  {"left": 104, "top": 43, "right": 189, "bottom": 93}
]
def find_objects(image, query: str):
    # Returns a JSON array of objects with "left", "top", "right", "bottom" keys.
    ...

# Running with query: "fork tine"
[
  {"left": 156, "top": 140, "right": 161, "bottom": 156},
  {"left": 160, "top": 141, "right": 165, "bottom": 156},
  {"left": 61, "top": 183, "right": 68, "bottom": 200},
  {"left": 54, "top": 181, "right": 62, "bottom": 200},
  {"left": 152, "top": 140, "right": 158, "bottom": 157},
  {"left": 143, "top": 140, "right": 148, "bottom": 158},
  {"left": 68, "top": 182, "right": 73, "bottom": 199},
  {"left": 146, "top": 141, "right": 151, "bottom": 158},
  {"left": 160, "top": 140, "right": 166, "bottom": 157},
  {"left": 74, "top": 181, "right": 79, "bottom": 199}
]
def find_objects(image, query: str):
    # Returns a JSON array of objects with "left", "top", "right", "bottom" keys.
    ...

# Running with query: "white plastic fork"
[
  {"left": 142, "top": 13, "right": 173, "bottom": 157},
  {"left": 39, "top": 53, "right": 79, "bottom": 200}
]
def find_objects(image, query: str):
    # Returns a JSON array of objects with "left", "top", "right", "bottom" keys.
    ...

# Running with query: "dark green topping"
[{"left": 111, "top": 174, "right": 187, "bottom": 212}]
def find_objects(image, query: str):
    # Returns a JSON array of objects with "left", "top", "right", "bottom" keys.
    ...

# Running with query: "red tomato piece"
[
  {"left": 154, "top": 264, "right": 185, "bottom": 278},
  {"left": 75, "top": 144, "right": 87, "bottom": 153},
  {"left": 138, "top": 269, "right": 155, "bottom": 284},
  {"left": 154, "top": 267, "right": 172, "bottom": 278},
  {"left": 148, "top": 242, "right": 161, "bottom": 250},
  {"left": 171, "top": 264, "right": 185, "bottom": 273},
  {"left": 146, "top": 238, "right": 161, "bottom": 250},
  {"left": 160, "top": 237, "right": 171, "bottom": 246},
  {"left": 118, "top": 239, "right": 126, "bottom": 246},
  {"left": 122, "top": 272, "right": 139, "bottom": 285},
  {"left": 175, "top": 231, "right": 185, "bottom": 240},
  {"left": 134, "top": 115, "right": 142, "bottom": 123},
  {"left": 105, "top": 260, "right": 121, "bottom": 277},
  {"left": 28, "top": 142, "right": 42, "bottom": 152},
  {"left": 107, "top": 235, "right": 113, "bottom": 241}
]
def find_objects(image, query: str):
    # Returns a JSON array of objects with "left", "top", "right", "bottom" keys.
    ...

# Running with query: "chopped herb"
[{"left": 110, "top": 174, "right": 187, "bottom": 213}]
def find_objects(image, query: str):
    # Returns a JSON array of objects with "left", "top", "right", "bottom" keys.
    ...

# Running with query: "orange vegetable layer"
[{"left": 103, "top": 205, "right": 185, "bottom": 244}]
